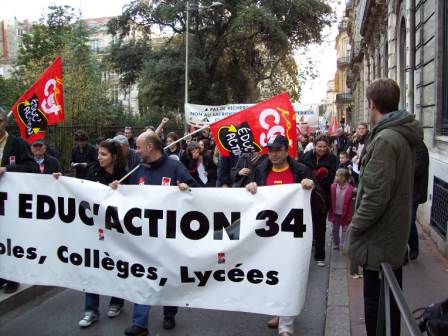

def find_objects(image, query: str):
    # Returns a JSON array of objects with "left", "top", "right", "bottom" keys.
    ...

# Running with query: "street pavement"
[
  {"left": 348, "top": 228, "right": 448, "bottom": 336},
  {"left": 0, "top": 231, "right": 332, "bottom": 336}
]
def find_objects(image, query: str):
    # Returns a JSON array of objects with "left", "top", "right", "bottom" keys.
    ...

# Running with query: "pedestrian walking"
[
  {"left": 78, "top": 139, "right": 128, "bottom": 328},
  {"left": 345, "top": 78, "right": 423, "bottom": 336},
  {"left": 408, "top": 139, "right": 429, "bottom": 261},
  {"left": 245, "top": 134, "right": 315, "bottom": 336},
  {"left": 328, "top": 168, "right": 353, "bottom": 250},
  {"left": 299, "top": 134, "right": 337, "bottom": 266},
  {"left": 0, "top": 108, "right": 37, "bottom": 294},
  {"left": 110, "top": 131, "right": 196, "bottom": 336}
]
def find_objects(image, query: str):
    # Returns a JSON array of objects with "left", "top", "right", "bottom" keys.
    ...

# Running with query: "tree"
[
  {"left": 16, "top": 6, "right": 123, "bottom": 125},
  {"left": 108, "top": 0, "right": 332, "bottom": 114}
]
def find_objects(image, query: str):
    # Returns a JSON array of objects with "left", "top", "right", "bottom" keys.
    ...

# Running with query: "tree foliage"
[
  {"left": 15, "top": 6, "right": 123, "bottom": 125},
  {"left": 107, "top": 0, "right": 332, "bottom": 114}
]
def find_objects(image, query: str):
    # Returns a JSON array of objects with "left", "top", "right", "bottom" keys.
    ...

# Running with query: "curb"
[
  {"left": 324, "top": 244, "right": 351, "bottom": 336},
  {"left": 0, "top": 285, "right": 62, "bottom": 317}
]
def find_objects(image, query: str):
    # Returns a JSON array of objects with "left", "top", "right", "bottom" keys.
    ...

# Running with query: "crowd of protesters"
[{"left": 0, "top": 77, "right": 433, "bottom": 336}]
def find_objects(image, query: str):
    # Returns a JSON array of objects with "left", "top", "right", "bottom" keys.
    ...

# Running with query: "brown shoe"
[{"left": 267, "top": 316, "right": 279, "bottom": 328}]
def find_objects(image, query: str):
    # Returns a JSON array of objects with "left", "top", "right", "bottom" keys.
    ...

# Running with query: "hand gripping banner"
[
  {"left": 11, "top": 57, "right": 64, "bottom": 144},
  {"left": 210, "top": 93, "right": 297, "bottom": 157},
  {"left": 0, "top": 173, "right": 312, "bottom": 316}
]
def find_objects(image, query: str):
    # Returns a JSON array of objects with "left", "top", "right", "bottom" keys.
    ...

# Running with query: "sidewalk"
[{"left": 347, "top": 229, "right": 448, "bottom": 336}]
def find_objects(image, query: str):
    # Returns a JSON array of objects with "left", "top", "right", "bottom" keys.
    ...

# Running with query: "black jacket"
[
  {"left": 413, "top": 140, "right": 429, "bottom": 205},
  {"left": 217, "top": 154, "right": 240, "bottom": 187},
  {"left": 70, "top": 144, "right": 97, "bottom": 179},
  {"left": 251, "top": 157, "right": 327, "bottom": 215},
  {"left": 128, "top": 153, "right": 196, "bottom": 187},
  {"left": 1, "top": 134, "right": 37, "bottom": 173},
  {"left": 299, "top": 150, "right": 337, "bottom": 210},
  {"left": 85, "top": 162, "right": 127, "bottom": 185},
  {"left": 128, "top": 137, "right": 137, "bottom": 150},
  {"left": 231, "top": 153, "right": 267, "bottom": 187},
  {"left": 33, "top": 154, "right": 63, "bottom": 174},
  {"left": 180, "top": 152, "right": 216, "bottom": 187}
]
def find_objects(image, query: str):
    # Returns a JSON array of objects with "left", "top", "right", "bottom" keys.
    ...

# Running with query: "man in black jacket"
[
  {"left": 246, "top": 134, "right": 319, "bottom": 336},
  {"left": 0, "top": 109, "right": 38, "bottom": 293},
  {"left": 30, "top": 139, "right": 63, "bottom": 174},
  {"left": 408, "top": 139, "right": 429, "bottom": 260},
  {"left": 70, "top": 130, "right": 97, "bottom": 179}
]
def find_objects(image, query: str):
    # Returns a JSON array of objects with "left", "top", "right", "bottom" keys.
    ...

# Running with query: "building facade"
[
  {"left": 0, "top": 19, "right": 31, "bottom": 77},
  {"left": 82, "top": 17, "right": 140, "bottom": 115},
  {"left": 345, "top": 0, "right": 448, "bottom": 255},
  {"left": 334, "top": 18, "right": 353, "bottom": 127}
]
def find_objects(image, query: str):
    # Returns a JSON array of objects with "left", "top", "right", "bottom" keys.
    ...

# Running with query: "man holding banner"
[
  {"left": 245, "top": 134, "right": 316, "bottom": 336},
  {"left": 0, "top": 108, "right": 38, "bottom": 294},
  {"left": 111, "top": 131, "right": 196, "bottom": 336}
]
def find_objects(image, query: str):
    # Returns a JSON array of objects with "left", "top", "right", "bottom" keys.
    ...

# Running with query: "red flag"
[
  {"left": 210, "top": 93, "right": 297, "bottom": 157},
  {"left": 329, "top": 114, "right": 339, "bottom": 136},
  {"left": 11, "top": 57, "right": 64, "bottom": 144}
]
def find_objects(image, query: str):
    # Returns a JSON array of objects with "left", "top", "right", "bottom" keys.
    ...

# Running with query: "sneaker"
[
  {"left": 124, "top": 325, "right": 149, "bottom": 336},
  {"left": 78, "top": 312, "right": 99, "bottom": 328},
  {"left": 333, "top": 245, "right": 340, "bottom": 250},
  {"left": 316, "top": 260, "right": 325, "bottom": 267},
  {"left": 351, "top": 274, "right": 362, "bottom": 279},
  {"left": 3, "top": 281, "right": 19, "bottom": 294},
  {"left": 107, "top": 305, "right": 122, "bottom": 318},
  {"left": 163, "top": 315, "right": 176, "bottom": 330}
]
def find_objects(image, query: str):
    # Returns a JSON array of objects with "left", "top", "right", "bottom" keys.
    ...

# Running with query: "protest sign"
[{"left": 0, "top": 173, "right": 312, "bottom": 316}]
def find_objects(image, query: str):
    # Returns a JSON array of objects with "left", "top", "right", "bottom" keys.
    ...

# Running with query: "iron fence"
[{"left": 7, "top": 122, "right": 183, "bottom": 172}]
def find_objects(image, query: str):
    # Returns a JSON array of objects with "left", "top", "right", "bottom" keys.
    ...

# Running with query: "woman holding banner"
[{"left": 78, "top": 139, "right": 128, "bottom": 328}]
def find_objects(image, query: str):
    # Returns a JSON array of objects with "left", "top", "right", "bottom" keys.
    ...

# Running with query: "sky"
[{"left": 1, "top": 0, "right": 343, "bottom": 105}]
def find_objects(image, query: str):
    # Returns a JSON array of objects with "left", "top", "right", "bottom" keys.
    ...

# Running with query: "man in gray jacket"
[{"left": 345, "top": 79, "right": 423, "bottom": 336}]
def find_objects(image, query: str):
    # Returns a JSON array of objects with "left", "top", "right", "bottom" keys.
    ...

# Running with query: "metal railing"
[
  {"left": 337, "top": 56, "right": 351, "bottom": 68},
  {"left": 336, "top": 93, "right": 354, "bottom": 104},
  {"left": 378, "top": 263, "right": 422, "bottom": 336}
]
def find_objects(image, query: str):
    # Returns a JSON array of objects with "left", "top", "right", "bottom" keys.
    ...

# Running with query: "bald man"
[{"left": 114, "top": 131, "right": 196, "bottom": 336}]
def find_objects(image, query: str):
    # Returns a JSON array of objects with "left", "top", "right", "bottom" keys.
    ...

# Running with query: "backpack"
[{"left": 414, "top": 298, "right": 448, "bottom": 335}]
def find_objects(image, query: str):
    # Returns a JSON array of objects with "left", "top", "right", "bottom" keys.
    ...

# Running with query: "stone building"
[
  {"left": 344, "top": 0, "right": 448, "bottom": 255},
  {"left": 334, "top": 18, "right": 353, "bottom": 127},
  {"left": 82, "top": 17, "right": 140, "bottom": 115},
  {"left": 0, "top": 19, "right": 31, "bottom": 77}
]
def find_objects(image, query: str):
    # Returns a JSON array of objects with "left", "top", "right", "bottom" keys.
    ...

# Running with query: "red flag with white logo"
[
  {"left": 210, "top": 93, "right": 297, "bottom": 157},
  {"left": 11, "top": 57, "right": 64, "bottom": 144}
]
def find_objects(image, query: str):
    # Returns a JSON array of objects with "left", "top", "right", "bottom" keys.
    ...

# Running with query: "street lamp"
[{"left": 184, "top": 1, "right": 224, "bottom": 108}]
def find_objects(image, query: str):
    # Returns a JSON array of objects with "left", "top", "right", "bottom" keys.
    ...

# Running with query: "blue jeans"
[
  {"left": 85, "top": 293, "right": 124, "bottom": 316},
  {"left": 133, "top": 304, "right": 178, "bottom": 328}
]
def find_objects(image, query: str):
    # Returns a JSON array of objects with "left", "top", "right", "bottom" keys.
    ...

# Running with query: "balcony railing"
[
  {"left": 337, "top": 56, "right": 351, "bottom": 68},
  {"left": 357, "top": 0, "right": 368, "bottom": 36},
  {"left": 350, "top": 40, "right": 363, "bottom": 64},
  {"left": 339, "top": 20, "right": 349, "bottom": 32},
  {"left": 346, "top": 0, "right": 353, "bottom": 10},
  {"left": 336, "top": 93, "right": 354, "bottom": 104}
]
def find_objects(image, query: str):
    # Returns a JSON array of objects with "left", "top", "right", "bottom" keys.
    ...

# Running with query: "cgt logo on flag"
[
  {"left": 210, "top": 93, "right": 297, "bottom": 157},
  {"left": 217, "top": 121, "right": 262, "bottom": 156},
  {"left": 11, "top": 57, "right": 64, "bottom": 144},
  {"left": 16, "top": 95, "right": 48, "bottom": 138}
]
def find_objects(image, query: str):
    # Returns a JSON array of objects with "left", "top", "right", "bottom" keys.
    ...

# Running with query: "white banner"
[
  {"left": 185, "top": 103, "right": 254, "bottom": 128},
  {"left": 0, "top": 173, "right": 312, "bottom": 316},
  {"left": 185, "top": 102, "right": 318, "bottom": 130}
]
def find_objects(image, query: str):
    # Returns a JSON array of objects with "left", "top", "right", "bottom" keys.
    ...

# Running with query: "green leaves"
[
  {"left": 108, "top": 0, "right": 331, "bottom": 114},
  {"left": 14, "top": 5, "right": 125, "bottom": 125}
]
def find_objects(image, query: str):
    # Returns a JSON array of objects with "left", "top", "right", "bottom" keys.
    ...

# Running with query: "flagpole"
[
  {"left": 117, "top": 124, "right": 210, "bottom": 184},
  {"left": 7, "top": 111, "right": 12, "bottom": 118}
]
